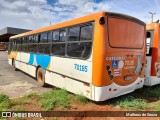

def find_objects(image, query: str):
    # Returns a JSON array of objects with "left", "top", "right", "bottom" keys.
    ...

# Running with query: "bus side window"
[
  {"left": 8, "top": 39, "right": 12, "bottom": 52},
  {"left": 21, "top": 37, "right": 27, "bottom": 52},
  {"left": 146, "top": 31, "right": 152, "bottom": 56},
  {"left": 32, "top": 35, "right": 38, "bottom": 53},
  {"left": 67, "top": 24, "right": 93, "bottom": 58},
  {"left": 43, "top": 32, "right": 52, "bottom": 54},
  {"left": 68, "top": 27, "right": 80, "bottom": 41},
  {"left": 48, "top": 32, "right": 52, "bottom": 42},
  {"left": 28, "top": 36, "right": 35, "bottom": 53},
  {"left": 24, "top": 37, "right": 28, "bottom": 52},
  {"left": 60, "top": 30, "right": 66, "bottom": 42},
  {"left": 28, "top": 36, "right": 33, "bottom": 43},
  {"left": 12, "top": 39, "right": 17, "bottom": 51},
  {"left": 51, "top": 43, "right": 65, "bottom": 56},
  {"left": 80, "top": 25, "right": 93, "bottom": 40},
  {"left": 40, "top": 33, "right": 48, "bottom": 43},
  {"left": 39, "top": 32, "right": 51, "bottom": 54},
  {"left": 51, "top": 30, "right": 65, "bottom": 56},
  {"left": 52, "top": 31, "right": 59, "bottom": 42},
  {"left": 17, "top": 38, "right": 21, "bottom": 51},
  {"left": 33, "top": 35, "right": 38, "bottom": 43}
]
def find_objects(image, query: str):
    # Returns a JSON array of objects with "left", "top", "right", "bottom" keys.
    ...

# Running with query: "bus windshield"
[{"left": 108, "top": 17, "right": 144, "bottom": 49}]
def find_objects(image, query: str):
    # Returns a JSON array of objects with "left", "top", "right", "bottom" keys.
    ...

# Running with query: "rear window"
[{"left": 108, "top": 17, "right": 145, "bottom": 49}]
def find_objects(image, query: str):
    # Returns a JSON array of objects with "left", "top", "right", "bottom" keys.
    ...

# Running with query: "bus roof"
[
  {"left": 10, "top": 11, "right": 145, "bottom": 39},
  {"left": 146, "top": 22, "right": 159, "bottom": 30}
]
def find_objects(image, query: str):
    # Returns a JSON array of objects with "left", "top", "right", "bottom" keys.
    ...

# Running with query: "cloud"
[
  {"left": 48, "top": 0, "right": 110, "bottom": 23},
  {"left": 107, "top": 0, "right": 160, "bottom": 24},
  {"left": 0, "top": 0, "right": 50, "bottom": 29},
  {"left": 0, "top": 0, "right": 159, "bottom": 30},
  {"left": 0, "top": 0, "right": 110, "bottom": 30}
]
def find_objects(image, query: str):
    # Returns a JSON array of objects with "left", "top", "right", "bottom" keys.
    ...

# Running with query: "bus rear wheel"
[{"left": 37, "top": 67, "right": 46, "bottom": 87}]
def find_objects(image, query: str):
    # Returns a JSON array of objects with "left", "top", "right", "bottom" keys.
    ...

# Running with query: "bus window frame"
[
  {"left": 9, "top": 21, "right": 94, "bottom": 60},
  {"left": 66, "top": 23, "right": 93, "bottom": 59},
  {"left": 28, "top": 35, "right": 38, "bottom": 53},
  {"left": 16, "top": 37, "right": 22, "bottom": 52},
  {"left": 21, "top": 36, "right": 28, "bottom": 52},
  {"left": 50, "top": 21, "right": 94, "bottom": 60},
  {"left": 38, "top": 31, "right": 52, "bottom": 55}
]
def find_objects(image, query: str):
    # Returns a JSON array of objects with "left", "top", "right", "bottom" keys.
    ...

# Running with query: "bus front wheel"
[
  {"left": 36, "top": 67, "right": 46, "bottom": 87},
  {"left": 13, "top": 59, "right": 18, "bottom": 71}
]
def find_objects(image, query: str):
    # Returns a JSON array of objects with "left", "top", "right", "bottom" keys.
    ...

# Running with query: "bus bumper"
[
  {"left": 92, "top": 77, "right": 144, "bottom": 101},
  {"left": 144, "top": 76, "right": 160, "bottom": 86},
  {"left": 8, "top": 58, "right": 12, "bottom": 65}
]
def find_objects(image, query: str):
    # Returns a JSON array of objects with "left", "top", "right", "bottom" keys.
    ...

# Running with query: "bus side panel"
[
  {"left": 145, "top": 24, "right": 160, "bottom": 86},
  {"left": 65, "top": 77, "right": 91, "bottom": 99},
  {"left": 45, "top": 56, "right": 66, "bottom": 88},
  {"left": 8, "top": 51, "right": 18, "bottom": 65},
  {"left": 20, "top": 52, "right": 30, "bottom": 63},
  {"left": 19, "top": 52, "right": 36, "bottom": 77},
  {"left": 50, "top": 57, "right": 92, "bottom": 84},
  {"left": 8, "top": 58, "right": 12, "bottom": 65},
  {"left": 46, "top": 71, "right": 66, "bottom": 88},
  {"left": 45, "top": 56, "right": 92, "bottom": 99},
  {"left": 151, "top": 25, "right": 159, "bottom": 77},
  {"left": 15, "top": 52, "right": 21, "bottom": 69}
]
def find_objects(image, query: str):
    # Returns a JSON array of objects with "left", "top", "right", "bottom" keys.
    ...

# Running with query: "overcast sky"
[{"left": 0, "top": 0, "right": 160, "bottom": 30}]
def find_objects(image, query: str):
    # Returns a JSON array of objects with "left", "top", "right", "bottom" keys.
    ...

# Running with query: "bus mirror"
[
  {"left": 99, "top": 17, "right": 105, "bottom": 25},
  {"left": 156, "top": 19, "right": 159, "bottom": 23}
]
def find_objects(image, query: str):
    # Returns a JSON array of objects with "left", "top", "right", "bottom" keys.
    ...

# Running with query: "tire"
[
  {"left": 37, "top": 67, "right": 46, "bottom": 87},
  {"left": 13, "top": 59, "right": 18, "bottom": 71}
]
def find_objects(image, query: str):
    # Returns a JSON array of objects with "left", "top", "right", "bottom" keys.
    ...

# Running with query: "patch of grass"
[
  {"left": 53, "top": 117, "right": 58, "bottom": 120},
  {"left": 75, "top": 94, "right": 88, "bottom": 104},
  {"left": 0, "top": 93, "right": 28, "bottom": 112},
  {"left": 40, "top": 89, "right": 70, "bottom": 110},
  {"left": 135, "top": 86, "right": 160, "bottom": 98},
  {"left": 110, "top": 96, "right": 148, "bottom": 110},
  {"left": 24, "top": 93, "right": 39, "bottom": 100},
  {"left": 10, "top": 97, "right": 30, "bottom": 108},
  {"left": 0, "top": 93, "right": 11, "bottom": 111},
  {"left": 0, "top": 93, "right": 9, "bottom": 102}
]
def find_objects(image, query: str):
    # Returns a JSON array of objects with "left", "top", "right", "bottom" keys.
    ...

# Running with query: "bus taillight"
[{"left": 106, "top": 64, "right": 113, "bottom": 80}]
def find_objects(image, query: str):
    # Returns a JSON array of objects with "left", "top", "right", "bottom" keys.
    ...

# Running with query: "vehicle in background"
[
  {"left": 8, "top": 11, "right": 146, "bottom": 101},
  {"left": 145, "top": 21, "right": 160, "bottom": 86},
  {"left": 0, "top": 43, "right": 6, "bottom": 51}
]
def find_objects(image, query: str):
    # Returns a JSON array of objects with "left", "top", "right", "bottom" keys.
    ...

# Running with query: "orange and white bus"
[
  {"left": 145, "top": 22, "right": 160, "bottom": 86},
  {"left": 8, "top": 11, "right": 146, "bottom": 101}
]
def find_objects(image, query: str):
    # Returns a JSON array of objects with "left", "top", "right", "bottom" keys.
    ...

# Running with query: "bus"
[
  {"left": 145, "top": 21, "right": 160, "bottom": 86},
  {"left": 8, "top": 11, "right": 146, "bottom": 101},
  {"left": 0, "top": 43, "right": 6, "bottom": 51}
]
